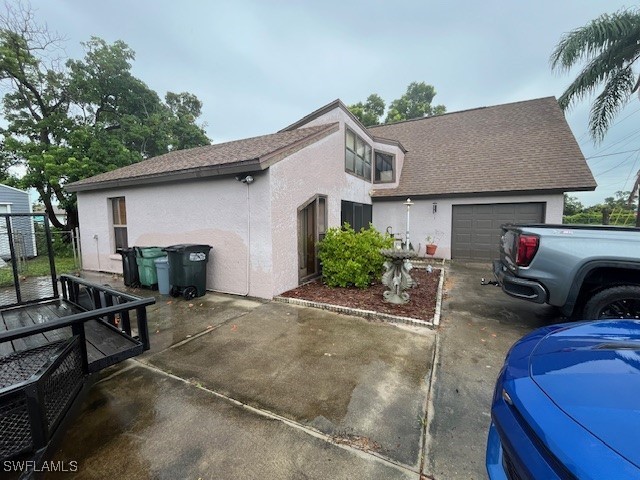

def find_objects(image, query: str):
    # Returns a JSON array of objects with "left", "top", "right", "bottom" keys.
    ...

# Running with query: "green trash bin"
[
  {"left": 163, "top": 244, "right": 212, "bottom": 300},
  {"left": 135, "top": 247, "right": 167, "bottom": 288}
]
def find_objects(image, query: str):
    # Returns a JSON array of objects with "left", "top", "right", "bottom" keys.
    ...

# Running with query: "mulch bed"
[{"left": 279, "top": 268, "right": 440, "bottom": 322}]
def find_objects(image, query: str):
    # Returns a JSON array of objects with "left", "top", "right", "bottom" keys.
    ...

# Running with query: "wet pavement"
[
  {"left": 45, "top": 272, "right": 436, "bottom": 479},
  {"left": 32, "top": 263, "right": 558, "bottom": 480},
  {"left": 424, "top": 261, "right": 561, "bottom": 480}
]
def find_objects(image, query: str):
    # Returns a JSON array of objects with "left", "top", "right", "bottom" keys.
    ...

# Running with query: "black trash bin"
[
  {"left": 164, "top": 244, "right": 212, "bottom": 300},
  {"left": 117, "top": 248, "right": 140, "bottom": 287}
]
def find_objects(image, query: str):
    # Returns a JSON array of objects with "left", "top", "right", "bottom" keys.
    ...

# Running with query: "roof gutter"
[{"left": 371, "top": 187, "right": 596, "bottom": 201}]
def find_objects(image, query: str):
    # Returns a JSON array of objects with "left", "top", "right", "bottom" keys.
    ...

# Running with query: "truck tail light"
[{"left": 515, "top": 234, "right": 539, "bottom": 267}]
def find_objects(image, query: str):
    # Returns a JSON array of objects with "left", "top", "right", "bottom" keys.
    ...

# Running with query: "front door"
[{"left": 297, "top": 196, "right": 326, "bottom": 282}]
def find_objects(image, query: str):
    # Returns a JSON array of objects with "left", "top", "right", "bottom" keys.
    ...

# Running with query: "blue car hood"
[{"left": 530, "top": 320, "right": 640, "bottom": 468}]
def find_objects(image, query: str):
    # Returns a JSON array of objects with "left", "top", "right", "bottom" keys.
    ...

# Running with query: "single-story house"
[
  {"left": 0, "top": 184, "right": 37, "bottom": 259},
  {"left": 66, "top": 96, "right": 596, "bottom": 299}
]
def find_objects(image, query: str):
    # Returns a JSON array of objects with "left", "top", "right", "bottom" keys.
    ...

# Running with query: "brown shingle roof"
[
  {"left": 66, "top": 123, "right": 338, "bottom": 192},
  {"left": 369, "top": 97, "right": 596, "bottom": 198}
]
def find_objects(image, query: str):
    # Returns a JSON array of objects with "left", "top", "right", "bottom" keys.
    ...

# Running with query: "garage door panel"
[
  {"left": 452, "top": 202, "right": 545, "bottom": 260},
  {"left": 475, "top": 219, "right": 493, "bottom": 229},
  {"left": 494, "top": 204, "right": 516, "bottom": 214},
  {"left": 515, "top": 204, "right": 543, "bottom": 214},
  {"left": 473, "top": 205, "right": 495, "bottom": 214},
  {"left": 453, "top": 219, "right": 472, "bottom": 229}
]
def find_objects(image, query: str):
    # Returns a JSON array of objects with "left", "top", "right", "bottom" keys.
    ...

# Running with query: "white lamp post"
[{"left": 403, "top": 198, "right": 414, "bottom": 249}]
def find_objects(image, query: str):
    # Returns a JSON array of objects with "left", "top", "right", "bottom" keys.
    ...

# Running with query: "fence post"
[
  {"left": 6, "top": 215, "right": 22, "bottom": 304},
  {"left": 75, "top": 227, "right": 83, "bottom": 270},
  {"left": 71, "top": 228, "right": 78, "bottom": 270}
]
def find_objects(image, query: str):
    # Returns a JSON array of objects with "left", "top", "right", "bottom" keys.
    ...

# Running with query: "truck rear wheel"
[{"left": 582, "top": 285, "right": 640, "bottom": 320}]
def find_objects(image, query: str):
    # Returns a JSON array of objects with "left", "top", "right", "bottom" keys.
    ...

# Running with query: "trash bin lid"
[
  {"left": 154, "top": 256, "right": 168, "bottom": 264},
  {"left": 164, "top": 244, "right": 212, "bottom": 252},
  {"left": 136, "top": 246, "right": 166, "bottom": 258}
]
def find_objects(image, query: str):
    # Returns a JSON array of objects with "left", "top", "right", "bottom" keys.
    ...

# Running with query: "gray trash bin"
[{"left": 154, "top": 257, "right": 170, "bottom": 295}]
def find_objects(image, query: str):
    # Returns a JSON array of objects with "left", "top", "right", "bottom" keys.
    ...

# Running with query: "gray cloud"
[{"left": 27, "top": 0, "right": 639, "bottom": 206}]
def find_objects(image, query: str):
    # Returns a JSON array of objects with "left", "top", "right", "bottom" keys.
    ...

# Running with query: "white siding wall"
[
  {"left": 372, "top": 193, "right": 564, "bottom": 259},
  {"left": 76, "top": 174, "right": 274, "bottom": 298}
]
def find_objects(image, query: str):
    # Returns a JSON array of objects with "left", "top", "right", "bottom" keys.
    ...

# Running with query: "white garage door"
[{"left": 451, "top": 203, "right": 545, "bottom": 260}]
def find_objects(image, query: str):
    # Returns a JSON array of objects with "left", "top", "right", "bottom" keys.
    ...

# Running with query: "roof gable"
[
  {"left": 280, "top": 99, "right": 406, "bottom": 152},
  {"left": 368, "top": 96, "right": 596, "bottom": 198}
]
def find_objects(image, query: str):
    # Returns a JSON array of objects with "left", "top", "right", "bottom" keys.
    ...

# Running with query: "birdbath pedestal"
[{"left": 380, "top": 248, "right": 417, "bottom": 304}]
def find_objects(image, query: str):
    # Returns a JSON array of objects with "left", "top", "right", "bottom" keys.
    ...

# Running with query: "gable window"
[
  {"left": 345, "top": 128, "right": 371, "bottom": 181},
  {"left": 341, "top": 200, "right": 372, "bottom": 232},
  {"left": 110, "top": 197, "right": 128, "bottom": 251},
  {"left": 374, "top": 152, "right": 395, "bottom": 183}
]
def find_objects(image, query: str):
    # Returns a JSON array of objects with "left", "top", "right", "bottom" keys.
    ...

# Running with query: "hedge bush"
[
  {"left": 563, "top": 212, "right": 636, "bottom": 225},
  {"left": 318, "top": 224, "right": 392, "bottom": 288}
]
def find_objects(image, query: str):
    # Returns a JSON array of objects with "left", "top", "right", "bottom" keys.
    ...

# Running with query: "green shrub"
[
  {"left": 563, "top": 211, "right": 636, "bottom": 225},
  {"left": 318, "top": 224, "right": 393, "bottom": 288}
]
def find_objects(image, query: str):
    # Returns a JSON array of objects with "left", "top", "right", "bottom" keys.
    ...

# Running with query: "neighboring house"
[
  {"left": 0, "top": 184, "right": 37, "bottom": 259},
  {"left": 66, "top": 96, "right": 596, "bottom": 299},
  {"left": 33, "top": 204, "right": 68, "bottom": 226}
]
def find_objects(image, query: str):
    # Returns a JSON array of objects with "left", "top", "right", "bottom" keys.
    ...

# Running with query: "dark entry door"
[
  {"left": 298, "top": 196, "right": 326, "bottom": 282},
  {"left": 298, "top": 202, "right": 316, "bottom": 280}
]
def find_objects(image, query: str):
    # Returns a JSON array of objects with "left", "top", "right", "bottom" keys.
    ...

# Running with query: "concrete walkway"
[{"left": 46, "top": 273, "right": 437, "bottom": 479}]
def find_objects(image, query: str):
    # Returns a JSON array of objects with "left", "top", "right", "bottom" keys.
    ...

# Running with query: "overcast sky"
[{"left": 25, "top": 0, "right": 640, "bottom": 206}]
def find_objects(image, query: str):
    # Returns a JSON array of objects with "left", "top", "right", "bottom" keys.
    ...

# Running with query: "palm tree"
[{"left": 550, "top": 8, "right": 640, "bottom": 143}]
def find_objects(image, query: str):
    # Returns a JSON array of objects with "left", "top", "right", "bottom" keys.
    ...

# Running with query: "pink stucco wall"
[
  {"left": 268, "top": 108, "right": 403, "bottom": 296},
  {"left": 76, "top": 105, "right": 403, "bottom": 299},
  {"left": 76, "top": 174, "right": 274, "bottom": 298},
  {"left": 372, "top": 193, "right": 564, "bottom": 259}
]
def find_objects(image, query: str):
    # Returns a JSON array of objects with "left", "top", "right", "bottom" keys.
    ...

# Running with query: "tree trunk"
[{"left": 66, "top": 206, "right": 79, "bottom": 232}]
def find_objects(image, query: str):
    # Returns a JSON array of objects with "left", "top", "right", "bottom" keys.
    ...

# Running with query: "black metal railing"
[{"left": 0, "top": 276, "right": 154, "bottom": 463}]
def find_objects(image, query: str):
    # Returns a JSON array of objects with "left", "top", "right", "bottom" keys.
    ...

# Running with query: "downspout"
[
  {"left": 241, "top": 177, "right": 251, "bottom": 296},
  {"left": 215, "top": 175, "right": 253, "bottom": 296}
]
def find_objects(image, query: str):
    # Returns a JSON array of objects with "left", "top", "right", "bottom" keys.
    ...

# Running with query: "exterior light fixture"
[{"left": 433, "top": 202, "right": 438, "bottom": 214}]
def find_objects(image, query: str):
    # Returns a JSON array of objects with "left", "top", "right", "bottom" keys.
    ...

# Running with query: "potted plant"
[
  {"left": 425, "top": 230, "right": 443, "bottom": 256},
  {"left": 425, "top": 236, "right": 437, "bottom": 255}
]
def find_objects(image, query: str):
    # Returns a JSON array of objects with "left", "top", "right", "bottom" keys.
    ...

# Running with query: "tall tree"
[
  {"left": 348, "top": 83, "right": 446, "bottom": 127},
  {"left": 630, "top": 170, "right": 640, "bottom": 227},
  {"left": 348, "top": 93, "right": 385, "bottom": 126},
  {"left": 385, "top": 82, "right": 446, "bottom": 124},
  {"left": 563, "top": 194, "right": 584, "bottom": 216},
  {"left": 550, "top": 8, "right": 640, "bottom": 142},
  {"left": 0, "top": 3, "right": 209, "bottom": 230}
]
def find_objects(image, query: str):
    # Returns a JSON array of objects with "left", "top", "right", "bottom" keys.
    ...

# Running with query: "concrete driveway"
[
  {"left": 424, "top": 261, "right": 561, "bottom": 480},
  {"left": 47, "top": 273, "right": 437, "bottom": 479},
  {"left": 42, "top": 262, "right": 561, "bottom": 480}
]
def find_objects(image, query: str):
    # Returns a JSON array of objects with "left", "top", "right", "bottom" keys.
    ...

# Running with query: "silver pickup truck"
[{"left": 493, "top": 224, "right": 640, "bottom": 319}]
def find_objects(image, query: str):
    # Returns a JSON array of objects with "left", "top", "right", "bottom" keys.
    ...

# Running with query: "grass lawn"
[{"left": 0, "top": 256, "right": 80, "bottom": 287}]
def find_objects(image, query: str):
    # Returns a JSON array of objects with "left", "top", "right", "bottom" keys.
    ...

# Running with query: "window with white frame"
[
  {"left": 110, "top": 197, "right": 128, "bottom": 251},
  {"left": 345, "top": 127, "right": 372, "bottom": 181}
]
